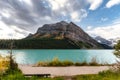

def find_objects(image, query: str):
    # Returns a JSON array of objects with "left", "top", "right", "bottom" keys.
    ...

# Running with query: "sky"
[{"left": 0, "top": 0, "right": 120, "bottom": 39}]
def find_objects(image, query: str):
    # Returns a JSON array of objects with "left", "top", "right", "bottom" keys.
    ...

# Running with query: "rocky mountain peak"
[
  {"left": 58, "top": 21, "right": 68, "bottom": 25},
  {"left": 35, "top": 21, "right": 93, "bottom": 41},
  {"left": 26, "top": 21, "right": 106, "bottom": 49}
]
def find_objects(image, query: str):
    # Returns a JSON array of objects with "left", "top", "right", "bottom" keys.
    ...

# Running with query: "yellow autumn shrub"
[{"left": 0, "top": 55, "right": 9, "bottom": 74}]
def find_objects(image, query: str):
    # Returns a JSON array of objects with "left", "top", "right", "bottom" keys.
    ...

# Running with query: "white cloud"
[
  {"left": 70, "top": 11, "right": 80, "bottom": 22},
  {"left": 87, "top": 0, "right": 103, "bottom": 10},
  {"left": 113, "top": 18, "right": 120, "bottom": 24},
  {"left": 18, "top": 0, "right": 33, "bottom": 6},
  {"left": 1, "top": 9, "right": 11, "bottom": 18},
  {"left": 70, "top": 9, "right": 87, "bottom": 22},
  {"left": 106, "top": 0, "right": 120, "bottom": 8},
  {"left": 23, "top": 0, "right": 32, "bottom": 6},
  {"left": 61, "top": 11, "right": 67, "bottom": 16},
  {"left": 47, "top": 0, "right": 88, "bottom": 22},
  {"left": 101, "top": 17, "right": 108, "bottom": 22},
  {"left": 0, "top": 16, "right": 1, "bottom": 20},
  {"left": 87, "top": 22, "right": 120, "bottom": 40},
  {"left": 0, "top": 0, "right": 89, "bottom": 39},
  {"left": 48, "top": 0, "right": 68, "bottom": 10},
  {"left": 0, "top": 21, "right": 30, "bottom": 39},
  {"left": 44, "top": 16, "right": 52, "bottom": 21},
  {"left": 87, "top": 26, "right": 93, "bottom": 30}
]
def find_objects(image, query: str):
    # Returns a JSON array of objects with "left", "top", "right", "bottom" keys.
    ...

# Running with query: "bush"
[
  {"left": 36, "top": 57, "right": 108, "bottom": 67},
  {"left": 48, "top": 57, "right": 62, "bottom": 66},
  {"left": 75, "top": 61, "right": 88, "bottom": 66},
  {"left": 37, "top": 58, "right": 74, "bottom": 67},
  {"left": 37, "top": 61, "right": 48, "bottom": 66},
  {"left": 89, "top": 57, "right": 100, "bottom": 66},
  {"left": 61, "top": 60, "right": 74, "bottom": 66},
  {"left": 0, "top": 55, "right": 9, "bottom": 75}
]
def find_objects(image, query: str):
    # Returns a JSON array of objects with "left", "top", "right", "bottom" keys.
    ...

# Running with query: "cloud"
[
  {"left": 4, "top": 0, "right": 120, "bottom": 39},
  {"left": 87, "top": 26, "right": 93, "bottom": 30},
  {"left": 1, "top": 0, "right": 120, "bottom": 39},
  {"left": 70, "top": 9, "right": 87, "bottom": 22},
  {"left": 101, "top": 17, "right": 108, "bottom": 22},
  {"left": 21, "top": 0, "right": 33, "bottom": 6},
  {"left": 48, "top": 0, "right": 68, "bottom": 10},
  {"left": 87, "top": 0, "right": 103, "bottom": 10},
  {"left": 47, "top": 0, "right": 87, "bottom": 22},
  {"left": 70, "top": 11, "right": 79, "bottom": 22},
  {"left": 113, "top": 18, "right": 120, "bottom": 24},
  {"left": 0, "top": 9, "right": 11, "bottom": 18},
  {"left": 0, "top": 21, "right": 30, "bottom": 39},
  {"left": 106, "top": 0, "right": 120, "bottom": 8},
  {"left": 0, "top": 0, "right": 89, "bottom": 39},
  {"left": 87, "top": 20, "right": 120, "bottom": 39}
]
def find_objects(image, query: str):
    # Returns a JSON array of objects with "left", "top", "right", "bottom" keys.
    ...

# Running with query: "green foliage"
[
  {"left": 2, "top": 69, "right": 120, "bottom": 80},
  {"left": 75, "top": 61, "right": 88, "bottom": 66},
  {"left": 0, "top": 38, "right": 105, "bottom": 49},
  {"left": 89, "top": 57, "right": 100, "bottom": 66},
  {"left": 0, "top": 52, "right": 63, "bottom": 80},
  {"left": 1, "top": 69, "right": 64, "bottom": 80},
  {"left": 62, "top": 60, "right": 74, "bottom": 66},
  {"left": 2, "top": 70, "right": 24, "bottom": 80},
  {"left": 113, "top": 40, "right": 120, "bottom": 72},
  {"left": 48, "top": 58, "right": 74, "bottom": 66},
  {"left": 114, "top": 40, "right": 120, "bottom": 58},
  {"left": 115, "top": 40, "right": 120, "bottom": 50},
  {"left": 0, "top": 56, "right": 64, "bottom": 80},
  {"left": 48, "top": 57, "right": 62, "bottom": 66},
  {"left": 78, "top": 41, "right": 94, "bottom": 49},
  {"left": 37, "top": 57, "right": 107, "bottom": 67},
  {"left": 37, "top": 57, "right": 74, "bottom": 67},
  {"left": 0, "top": 38, "right": 80, "bottom": 49},
  {"left": 72, "top": 70, "right": 120, "bottom": 80}
]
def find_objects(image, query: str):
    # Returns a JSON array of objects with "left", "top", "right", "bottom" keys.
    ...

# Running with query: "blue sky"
[
  {"left": 0, "top": 0, "right": 120, "bottom": 39},
  {"left": 81, "top": 0, "right": 120, "bottom": 28}
]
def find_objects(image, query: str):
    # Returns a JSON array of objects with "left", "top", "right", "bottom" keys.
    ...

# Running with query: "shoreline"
[{"left": 19, "top": 65, "right": 110, "bottom": 77}]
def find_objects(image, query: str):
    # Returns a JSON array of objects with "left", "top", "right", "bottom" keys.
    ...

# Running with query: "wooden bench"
[{"left": 24, "top": 74, "right": 51, "bottom": 77}]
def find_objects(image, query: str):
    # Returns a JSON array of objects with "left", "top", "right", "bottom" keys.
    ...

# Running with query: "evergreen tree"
[
  {"left": 113, "top": 40, "right": 120, "bottom": 72},
  {"left": 114, "top": 40, "right": 120, "bottom": 58}
]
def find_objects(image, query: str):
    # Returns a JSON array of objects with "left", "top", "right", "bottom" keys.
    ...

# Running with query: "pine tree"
[
  {"left": 114, "top": 40, "right": 120, "bottom": 58},
  {"left": 113, "top": 40, "right": 120, "bottom": 72}
]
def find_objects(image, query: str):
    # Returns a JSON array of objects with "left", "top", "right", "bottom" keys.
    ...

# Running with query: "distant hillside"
[
  {"left": 0, "top": 21, "right": 111, "bottom": 49},
  {"left": 94, "top": 36, "right": 113, "bottom": 48},
  {"left": 25, "top": 21, "right": 111, "bottom": 49}
]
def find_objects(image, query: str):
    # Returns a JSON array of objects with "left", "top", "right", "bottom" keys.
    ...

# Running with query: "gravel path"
[{"left": 19, "top": 65, "right": 109, "bottom": 77}]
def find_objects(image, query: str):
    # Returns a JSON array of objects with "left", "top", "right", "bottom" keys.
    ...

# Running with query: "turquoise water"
[{"left": 0, "top": 50, "right": 117, "bottom": 64}]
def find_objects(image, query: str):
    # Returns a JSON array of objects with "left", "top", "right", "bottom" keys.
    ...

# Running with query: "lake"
[{"left": 0, "top": 49, "right": 118, "bottom": 64}]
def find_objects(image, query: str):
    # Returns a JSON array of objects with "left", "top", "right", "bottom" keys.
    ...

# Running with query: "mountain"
[
  {"left": 94, "top": 36, "right": 119, "bottom": 47},
  {"left": 94, "top": 36, "right": 112, "bottom": 46},
  {"left": 108, "top": 37, "right": 120, "bottom": 47},
  {"left": 25, "top": 21, "right": 110, "bottom": 49}
]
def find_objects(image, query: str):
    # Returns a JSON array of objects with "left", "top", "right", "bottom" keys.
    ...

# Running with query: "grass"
[
  {"left": 36, "top": 57, "right": 108, "bottom": 67},
  {"left": 0, "top": 56, "right": 120, "bottom": 80},
  {"left": 1, "top": 69, "right": 120, "bottom": 80},
  {"left": 72, "top": 70, "right": 120, "bottom": 80},
  {"left": 1, "top": 55, "right": 119, "bottom": 80},
  {"left": 0, "top": 69, "right": 64, "bottom": 80},
  {"left": 0, "top": 55, "right": 64, "bottom": 80}
]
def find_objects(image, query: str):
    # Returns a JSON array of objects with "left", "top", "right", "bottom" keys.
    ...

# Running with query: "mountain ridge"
[{"left": 26, "top": 21, "right": 111, "bottom": 49}]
